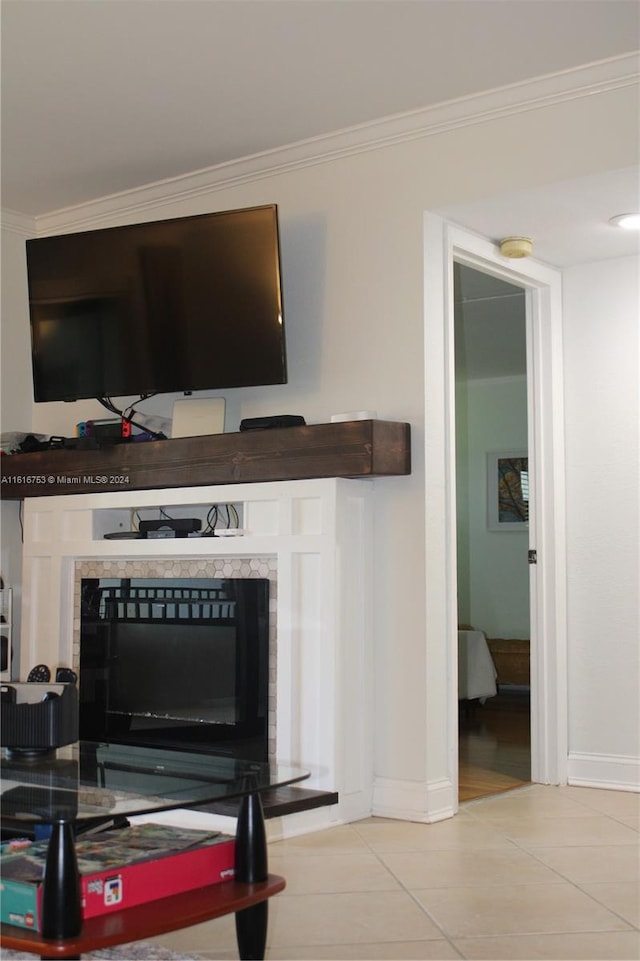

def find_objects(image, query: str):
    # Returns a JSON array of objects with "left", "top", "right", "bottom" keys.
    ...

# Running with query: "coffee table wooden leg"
[{"left": 234, "top": 787, "right": 268, "bottom": 960}]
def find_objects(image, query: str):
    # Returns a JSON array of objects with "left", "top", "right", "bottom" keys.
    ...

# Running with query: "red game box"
[{"left": 1, "top": 823, "right": 235, "bottom": 932}]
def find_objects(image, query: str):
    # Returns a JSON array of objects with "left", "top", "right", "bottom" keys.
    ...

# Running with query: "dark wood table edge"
[{"left": 0, "top": 874, "right": 286, "bottom": 957}]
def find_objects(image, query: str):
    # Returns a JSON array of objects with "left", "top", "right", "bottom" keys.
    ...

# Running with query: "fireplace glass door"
[{"left": 79, "top": 578, "right": 270, "bottom": 760}]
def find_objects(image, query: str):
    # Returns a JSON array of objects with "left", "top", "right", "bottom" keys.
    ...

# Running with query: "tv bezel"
[{"left": 26, "top": 204, "right": 287, "bottom": 403}]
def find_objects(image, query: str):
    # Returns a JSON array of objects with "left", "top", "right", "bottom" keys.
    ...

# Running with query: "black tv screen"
[{"left": 26, "top": 204, "right": 287, "bottom": 402}]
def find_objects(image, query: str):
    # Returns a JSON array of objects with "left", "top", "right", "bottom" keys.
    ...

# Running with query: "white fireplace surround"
[{"left": 19, "top": 478, "right": 374, "bottom": 833}]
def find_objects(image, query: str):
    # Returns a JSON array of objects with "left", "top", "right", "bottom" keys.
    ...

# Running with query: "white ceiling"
[
  {"left": 2, "top": 0, "right": 639, "bottom": 226},
  {"left": 437, "top": 167, "right": 640, "bottom": 269}
]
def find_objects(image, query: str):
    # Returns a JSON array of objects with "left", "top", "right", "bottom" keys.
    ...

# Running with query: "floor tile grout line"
[
  {"left": 553, "top": 788, "right": 640, "bottom": 819},
  {"left": 516, "top": 835, "right": 629, "bottom": 935},
  {"left": 518, "top": 836, "right": 640, "bottom": 894},
  {"left": 349, "top": 819, "right": 468, "bottom": 957},
  {"left": 460, "top": 789, "right": 636, "bottom": 822},
  {"left": 348, "top": 796, "right": 639, "bottom": 945},
  {"left": 145, "top": 788, "right": 639, "bottom": 961},
  {"left": 560, "top": 878, "right": 639, "bottom": 932},
  {"left": 456, "top": 809, "right": 640, "bottom": 845}
]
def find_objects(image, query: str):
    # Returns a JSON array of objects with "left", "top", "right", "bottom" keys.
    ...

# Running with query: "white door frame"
[{"left": 423, "top": 215, "right": 567, "bottom": 816}]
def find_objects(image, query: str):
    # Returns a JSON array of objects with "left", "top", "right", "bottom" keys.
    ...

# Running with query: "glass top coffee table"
[{"left": 0, "top": 742, "right": 309, "bottom": 960}]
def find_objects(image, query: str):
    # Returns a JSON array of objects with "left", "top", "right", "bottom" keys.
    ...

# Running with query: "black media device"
[
  {"left": 26, "top": 205, "right": 287, "bottom": 402},
  {"left": 138, "top": 518, "right": 201, "bottom": 538},
  {"left": 239, "top": 414, "right": 306, "bottom": 431}
]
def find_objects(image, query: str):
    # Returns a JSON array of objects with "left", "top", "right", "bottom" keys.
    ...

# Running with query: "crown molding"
[
  {"left": 1, "top": 208, "right": 36, "bottom": 237},
  {"left": 34, "top": 52, "right": 640, "bottom": 237}
]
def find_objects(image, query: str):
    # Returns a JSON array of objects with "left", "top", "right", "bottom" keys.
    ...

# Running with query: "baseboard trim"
[
  {"left": 373, "top": 775, "right": 456, "bottom": 822},
  {"left": 567, "top": 752, "right": 640, "bottom": 792}
]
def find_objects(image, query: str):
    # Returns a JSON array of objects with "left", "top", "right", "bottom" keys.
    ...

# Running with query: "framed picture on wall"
[{"left": 487, "top": 450, "right": 529, "bottom": 531}]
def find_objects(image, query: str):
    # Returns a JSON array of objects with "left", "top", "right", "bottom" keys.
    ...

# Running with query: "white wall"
[
  {"left": 1, "top": 216, "right": 33, "bottom": 654},
  {"left": 457, "top": 376, "right": 530, "bottom": 638},
  {"left": 1, "top": 74, "right": 638, "bottom": 803},
  {"left": 563, "top": 256, "right": 640, "bottom": 787}
]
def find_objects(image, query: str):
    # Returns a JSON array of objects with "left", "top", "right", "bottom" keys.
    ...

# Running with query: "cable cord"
[
  {"left": 96, "top": 395, "right": 166, "bottom": 439},
  {"left": 205, "top": 505, "right": 219, "bottom": 534}
]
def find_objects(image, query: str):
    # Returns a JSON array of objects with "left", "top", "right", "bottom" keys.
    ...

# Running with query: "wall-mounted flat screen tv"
[{"left": 26, "top": 204, "right": 287, "bottom": 402}]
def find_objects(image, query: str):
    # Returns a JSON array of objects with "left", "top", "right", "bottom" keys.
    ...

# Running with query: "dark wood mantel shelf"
[{"left": 0, "top": 419, "right": 410, "bottom": 499}]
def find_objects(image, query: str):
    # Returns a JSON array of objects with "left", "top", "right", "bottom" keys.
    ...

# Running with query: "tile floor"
[{"left": 151, "top": 784, "right": 639, "bottom": 960}]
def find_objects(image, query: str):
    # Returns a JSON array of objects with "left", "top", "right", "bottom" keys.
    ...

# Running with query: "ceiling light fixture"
[
  {"left": 608, "top": 213, "right": 640, "bottom": 230},
  {"left": 499, "top": 237, "right": 533, "bottom": 258}
]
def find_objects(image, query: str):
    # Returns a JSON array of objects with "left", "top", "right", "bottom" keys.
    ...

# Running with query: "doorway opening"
[
  {"left": 453, "top": 263, "right": 531, "bottom": 802},
  {"left": 423, "top": 214, "right": 567, "bottom": 823}
]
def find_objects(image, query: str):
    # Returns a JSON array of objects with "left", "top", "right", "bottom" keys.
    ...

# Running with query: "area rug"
[{"left": 0, "top": 943, "right": 208, "bottom": 960}]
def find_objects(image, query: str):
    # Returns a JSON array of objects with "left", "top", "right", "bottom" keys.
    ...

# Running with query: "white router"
[{"left": 171, "top": 397, "right": 226, "bottom": 438}]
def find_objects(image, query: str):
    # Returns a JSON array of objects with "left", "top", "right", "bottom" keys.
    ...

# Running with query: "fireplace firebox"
[{"left": 79, "top": 577, "right": 270, "bottom": 761}]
